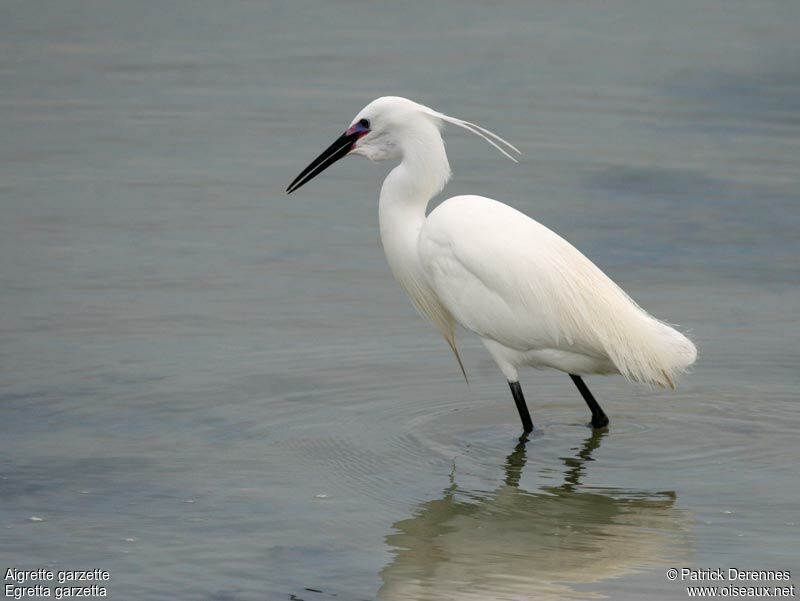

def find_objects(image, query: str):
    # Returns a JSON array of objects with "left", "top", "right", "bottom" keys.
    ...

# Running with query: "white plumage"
[
  {"left": 287, "top": 96, "right": 697, "bottom": 430},
  {"left": 421, "top": 195, "right": 696, "bottom": 387}
]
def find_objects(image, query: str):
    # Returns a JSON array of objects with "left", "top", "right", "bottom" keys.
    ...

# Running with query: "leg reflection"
[
  {"left": 379, "top": 427, "right": 684, "bottom": 601},
  {"left": 504, "top": 428, "right": 607, "bottom": 491}
]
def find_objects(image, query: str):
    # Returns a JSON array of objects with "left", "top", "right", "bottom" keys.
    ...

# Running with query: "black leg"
[
  {"left": 569, "top": 374, "right": 609, "bottom": 429},
  {"left": 508, "top": 381, "right": 533, "bottom": 433}
]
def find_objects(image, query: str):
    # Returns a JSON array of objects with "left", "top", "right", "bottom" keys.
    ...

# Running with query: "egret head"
[
  {"left": 286, "top": 96, "right": 519, "bottom": 194},
  {"left": 349, "top": 96, "right": 432, "bottom": 162}
]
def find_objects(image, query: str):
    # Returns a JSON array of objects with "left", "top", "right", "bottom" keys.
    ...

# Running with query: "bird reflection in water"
[{"left": 378, "top": 431, "right": 688, "bottom": 600}]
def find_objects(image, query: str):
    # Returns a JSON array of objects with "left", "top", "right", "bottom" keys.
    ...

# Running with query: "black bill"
[{"left": 286, "top": 130, "right": 361, "bottom": 194}]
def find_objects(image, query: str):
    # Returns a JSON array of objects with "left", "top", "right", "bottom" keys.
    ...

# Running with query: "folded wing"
[{"left": 419, "top": 195, "right": 696, "bottom": 387}]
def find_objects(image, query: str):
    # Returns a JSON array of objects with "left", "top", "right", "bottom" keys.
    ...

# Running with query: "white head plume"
[
  {"left": 415, "top": 103, "right": 521, "bottom": 163},
  {"left": 351, "top": 96, "right": 521, "bottom": 164}
]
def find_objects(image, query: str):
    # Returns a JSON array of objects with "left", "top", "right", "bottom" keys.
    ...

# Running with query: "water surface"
[{"left": 1, "top": 1, "right": 798, "bottom": 599}]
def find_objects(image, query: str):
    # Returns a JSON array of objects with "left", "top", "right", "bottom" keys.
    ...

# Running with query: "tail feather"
[
  {"left": 606, "top": 312, "right": 697, "bottom": 388},
  {"left": 546, "top": 247, "right": 697, "bottom": 388},
  {"left": 547, "top": 240, "right": 698, "bottom": 388}
]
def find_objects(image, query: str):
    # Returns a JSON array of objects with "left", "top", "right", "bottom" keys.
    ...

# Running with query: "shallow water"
[{"left": 1, "top": 1, "right": 799, "bottom": 599}]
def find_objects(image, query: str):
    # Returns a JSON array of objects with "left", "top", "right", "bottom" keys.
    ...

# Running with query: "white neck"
[
  {"left": 376, "top": 122, "right": 464, "bottom": 372},
  {"left": 378, "top": 125, "right": 451, "bottom": 282}
]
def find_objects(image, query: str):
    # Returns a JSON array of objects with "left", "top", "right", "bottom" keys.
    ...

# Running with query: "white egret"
[{"left": 287, "top": 96, "right": 696, "bottom": 431}]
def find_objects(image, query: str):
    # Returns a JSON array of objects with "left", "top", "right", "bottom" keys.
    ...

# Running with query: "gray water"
[{"left": 1, "top": 1, "right": 799, "bottom": 599}]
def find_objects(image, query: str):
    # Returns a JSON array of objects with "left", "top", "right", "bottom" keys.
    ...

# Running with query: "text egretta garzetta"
[{"left": 287, "top": 96, "right": 697, "bottom": 432}]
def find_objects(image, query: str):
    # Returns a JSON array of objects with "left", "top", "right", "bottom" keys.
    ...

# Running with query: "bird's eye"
[{"left": 359, "top": 118, "right": 370, "bottom": 129}]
